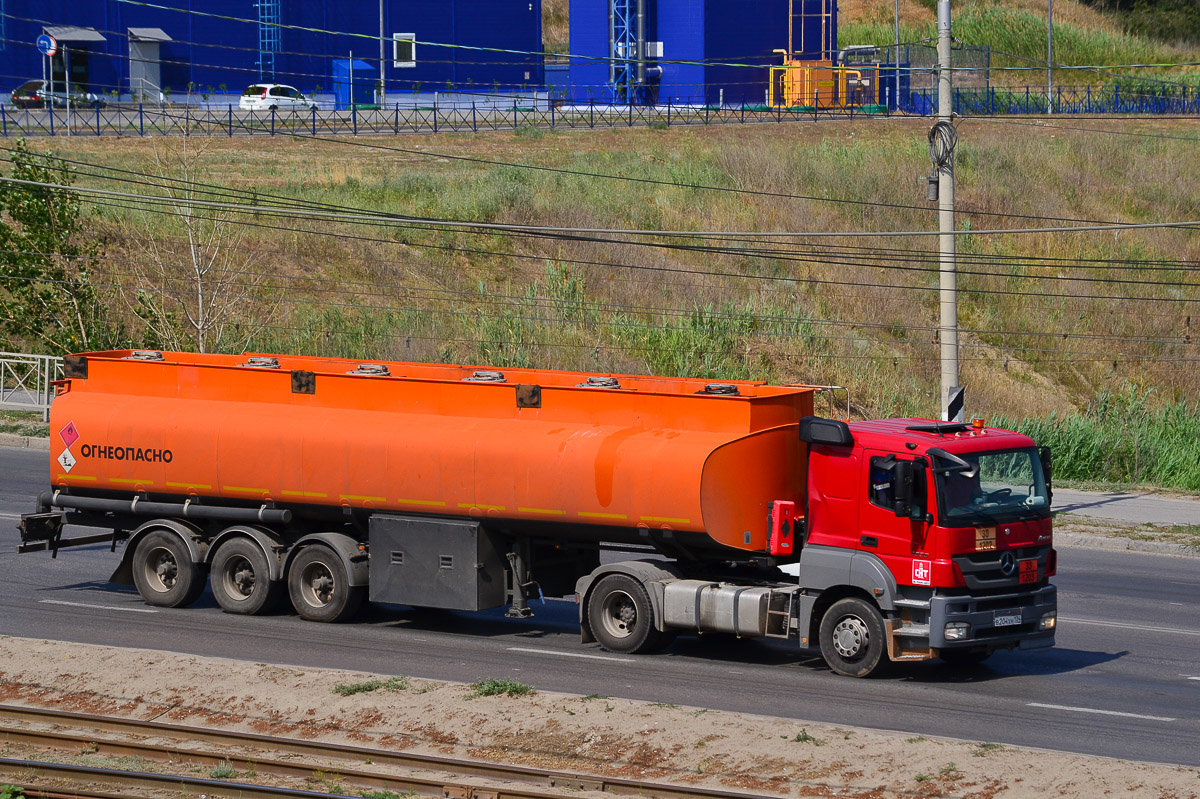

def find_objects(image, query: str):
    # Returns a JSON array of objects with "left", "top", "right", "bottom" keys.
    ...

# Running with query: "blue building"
[
  {"left": 0, "top": 1, "right": 543, "bottom": 106},
  {"left": 566, "top": 0, "right": 837, "bottom": 105}
]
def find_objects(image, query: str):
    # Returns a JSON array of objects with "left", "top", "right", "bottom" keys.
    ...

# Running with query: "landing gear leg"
[{"left": 505, "top": 539, "right": 538, "bottom": 618}]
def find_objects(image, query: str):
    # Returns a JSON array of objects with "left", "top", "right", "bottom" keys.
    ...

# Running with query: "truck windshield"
[{"left": 935, "top": 447, "right": 1049, "bottom": 526}]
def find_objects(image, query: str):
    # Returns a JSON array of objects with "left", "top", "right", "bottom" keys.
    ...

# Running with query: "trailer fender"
[
  {"left": 285, "top": 533, "right": 369, "bottom": 587},
  {"left": 208, "top": 525, "right": 288, "bottom": 582},
  {"left": 109, "top": 519, "right": 206, "bottom": 585},
  {"left": 575, "top": 560, "right": 685, "bottom": 643}
]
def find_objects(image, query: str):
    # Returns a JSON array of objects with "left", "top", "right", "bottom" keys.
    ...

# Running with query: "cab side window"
[{"left": 869, "top": 457, "right": 895, "bottom": 509}]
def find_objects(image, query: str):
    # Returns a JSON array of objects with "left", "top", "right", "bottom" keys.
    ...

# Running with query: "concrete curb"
[
  {"left": 0, "top": 432, "right": 50, "bottom": 451},
  {"left": 1055, "top": 531, "right": 1199, "bottom": 558}
]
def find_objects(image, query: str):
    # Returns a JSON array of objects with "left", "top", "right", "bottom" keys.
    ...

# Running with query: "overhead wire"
[{"left": 3, "top": 246, "right": 1193, "bottom": 349}]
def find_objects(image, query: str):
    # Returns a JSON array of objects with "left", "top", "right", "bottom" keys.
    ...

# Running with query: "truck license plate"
[{"left": 994, "top": 611, "right": 1022, "bottom": 627}]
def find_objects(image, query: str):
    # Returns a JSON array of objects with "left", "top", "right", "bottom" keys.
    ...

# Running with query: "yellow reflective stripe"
[
  {"left": 579, "top": 511, "right": 627, "bottom": 520},
  {"left": 110, "top": 478, "right": 154, "bottom": 485},
  {"left": 341, "top": 494, "right": 385, "bottom": 502},
  {"left": 281, "top": 490, "right": 328, "bottom": 498},
  {"left": 167, "top": 481, "right": 212, "bottom": 489},
  {"left": 60, "top": 475, "right": 97, "bottom": 481},
  {"left": 459, "top": 503, "right": 505, "bottom": 511},
  {"left": 518, "top": 507, "right": 565, "bottom": 515},
  {"left": 397, "top": 498, "right": 447, "bottom": 507},
  {"left": 223, "top": 486, "right": 270, "bottom": 493},
  {"left": 640, "top": 515, "right": 691, "bottom": 524}
]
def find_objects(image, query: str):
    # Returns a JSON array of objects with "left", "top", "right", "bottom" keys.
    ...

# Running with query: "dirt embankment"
[{"left": 0, "top": 637, "right": 1196, "bottom": 798}]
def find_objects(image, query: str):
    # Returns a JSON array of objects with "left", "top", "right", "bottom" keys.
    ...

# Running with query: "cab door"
[{"left": 858, "top": 450, "right": 932, "bottom": 586}]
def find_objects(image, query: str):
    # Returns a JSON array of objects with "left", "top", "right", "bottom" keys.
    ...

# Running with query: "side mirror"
[
  {"left": 927, "top": 447, "right": 978, "bottom": 479},
  {"left": 1039, "top": 446, "right": 1053, "bottom": 503}
]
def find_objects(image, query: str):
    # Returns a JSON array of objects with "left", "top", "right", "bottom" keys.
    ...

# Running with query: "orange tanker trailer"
[{"left": 21, "top": 349, "right": 1058, "bottom": 677}]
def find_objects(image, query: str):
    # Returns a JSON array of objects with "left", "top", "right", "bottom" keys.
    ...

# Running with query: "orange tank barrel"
[{"left": 49, "top": 351, "right": 814, "bottom": 553}]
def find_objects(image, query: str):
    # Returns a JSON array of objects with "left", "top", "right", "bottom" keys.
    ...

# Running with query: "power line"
[
  {"left": 5, "top": 247, "right": 1192, "bottom": 348},
  {"left": 9, "top": 175, "right": 1200, "bottom": 241}
]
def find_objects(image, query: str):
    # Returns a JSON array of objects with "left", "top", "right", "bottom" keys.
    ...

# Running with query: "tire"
[
  {"left": 587, "top": 574, "right": 666, "bottom": 654},
  {"left": 131, "top": 530, "right": 206, "bottom": 608},
  {"left": 211, "top": 538, "right": 283, "bottom": 615},
  {"left": 287, "top": 545, "right": 364, "bottom": 623},
  {"left": 819, "top": 597, "right": 888, "bottom": 678},
  {"left": 940, "top": 647, "right": 993, "bottom": 668}
]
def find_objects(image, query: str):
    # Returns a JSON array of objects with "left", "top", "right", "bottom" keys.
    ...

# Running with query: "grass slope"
[{"left": 20, "top": 120, "right": 1200, "bottom": 488}]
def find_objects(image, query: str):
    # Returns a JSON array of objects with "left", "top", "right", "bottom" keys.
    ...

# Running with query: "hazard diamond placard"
[{"left": 57, "top": 448, "right": 77, "bottom": 473}]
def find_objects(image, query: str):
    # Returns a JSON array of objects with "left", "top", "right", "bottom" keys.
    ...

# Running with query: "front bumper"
[{"left": 929, "top": 584, "right": 1057, "bottom": 650}]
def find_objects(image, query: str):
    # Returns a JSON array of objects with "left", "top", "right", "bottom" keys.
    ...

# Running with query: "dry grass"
[{"left": 44, "top": 118, "right": 1200, "bottom": 426}]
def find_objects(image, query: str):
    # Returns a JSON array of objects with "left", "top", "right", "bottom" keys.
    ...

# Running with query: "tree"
[
  {"left": 0, "top": 139, "right": 120, "bottom": 353},
  {"left": 123, "top": 138, "right": 271, "bottom": 353}
]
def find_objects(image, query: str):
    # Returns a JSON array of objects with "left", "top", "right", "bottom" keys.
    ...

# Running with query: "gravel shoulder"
[{"left": 1, "top": 637, "right": 1197, "bottom": 799}]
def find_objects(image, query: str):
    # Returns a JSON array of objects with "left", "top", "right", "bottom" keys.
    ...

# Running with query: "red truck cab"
[{"left": 795, "top": 417, "right": 1057, "bottom": 676}]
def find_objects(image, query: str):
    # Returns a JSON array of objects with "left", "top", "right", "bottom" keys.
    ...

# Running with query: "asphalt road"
[
  {"left": 2, "top": 446, "right": 1198, "bottom": 767},
  {"left": 1053, "top": 487, "right": 1200, "bottom": 526}
]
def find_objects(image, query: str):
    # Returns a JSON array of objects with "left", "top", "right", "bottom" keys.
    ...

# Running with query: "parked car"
[
  {"left": 239, "top": 84, "right": 317, "bottom": 111},
  {"left": 10, "top": 79, "right": 105, "bottom": 109}
]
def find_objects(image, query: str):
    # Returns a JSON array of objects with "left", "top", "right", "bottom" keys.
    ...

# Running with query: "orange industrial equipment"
[
  {"left": 47, "top": 350, "right": 813, "bottom": 554},
  {"left": 769, "top": 57, "right": 878, "bottom": 109}
]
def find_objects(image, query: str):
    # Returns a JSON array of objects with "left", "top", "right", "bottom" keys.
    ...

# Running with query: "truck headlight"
[
  {"left": 1039, "top": 611, "right": 1057, "bottom": 630},
  {"left": 944, "top": 622, "right": 970, "bottom": 641}
]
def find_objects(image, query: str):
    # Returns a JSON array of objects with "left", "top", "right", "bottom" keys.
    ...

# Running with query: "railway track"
[{"left": 0, "top": 704, "right": 776, "bottom": 799}]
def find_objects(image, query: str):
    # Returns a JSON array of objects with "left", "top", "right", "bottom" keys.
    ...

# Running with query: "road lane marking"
[
  {"left": 1188, "top": 677, "right": 1200, "bottom": 682},
  {"left": 39, "top": 599, "right": 157, "bottom": 614},
  {"left": 1060, "top": 617, "right": 1200, "bottom": 637},
  {"left": 507, "top": 646, "right": 633, "bottom": 663},
  {"left": 1027, "top": 703, "right": 1174, "bottom": 722}
]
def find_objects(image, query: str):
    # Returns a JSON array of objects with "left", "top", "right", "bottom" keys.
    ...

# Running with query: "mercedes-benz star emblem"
[{"left": 999, "top": 551, "right": 1018, "bottom": 576}]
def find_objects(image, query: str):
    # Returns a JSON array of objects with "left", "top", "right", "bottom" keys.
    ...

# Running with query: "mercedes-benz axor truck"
[{"left": 20, "top": 350, "right": 1057, "bottom": 676}]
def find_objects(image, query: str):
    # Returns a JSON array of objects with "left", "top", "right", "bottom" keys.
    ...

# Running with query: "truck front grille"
[{"left": 952, "top": 546, "right": 1051, "bottom": 591}]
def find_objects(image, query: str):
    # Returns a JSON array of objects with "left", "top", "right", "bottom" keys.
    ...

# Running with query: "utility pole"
[
  {"left": 379, "top": 0, "right": 386, "bottom": 107},
  {"left": 935, "top": 0, "right": 962, "bottom": 422},
  {"left": 1047, "top": 0, "right": 1054, "bottom": 114},
  {"left": 894, "top": 0, "right": 901, "bottom": 111}
]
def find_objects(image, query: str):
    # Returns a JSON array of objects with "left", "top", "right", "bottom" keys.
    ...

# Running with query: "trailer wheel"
[
  {"left": 819, "top": 597, "right": 887, "bottom": 678},
  {"left": 587, "top": 574, "right": 665, "bottom": 654},
  {"left": 287, "top": 545, "right": 364, "bottom": 623},
  {"left": 211, "top": 538, "right": 282, "bottom": 615},
  {"left": 132, "top": 530, "right": 206, "bottom": 608}
]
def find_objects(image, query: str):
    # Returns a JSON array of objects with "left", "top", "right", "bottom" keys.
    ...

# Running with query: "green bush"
[
  {"left": 469, "top": 678, "right": 535, "bottom": 697},
  {"left": 996, "top": 386, "right": 1200, "bottom": 490}
]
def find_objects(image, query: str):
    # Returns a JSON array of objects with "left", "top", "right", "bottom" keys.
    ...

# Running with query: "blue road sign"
[{"left": 37, "top": 34, "right": 58, "bottom": 57}]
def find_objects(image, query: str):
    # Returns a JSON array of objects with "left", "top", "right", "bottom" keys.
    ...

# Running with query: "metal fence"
[
  {"left": 1, "top": 82, "right": 1196, "bottom": 140},
  {"left": 0, "top": 352, "right": 62, "bottom": 422},
  {"left": 907, "top": 84, "right": 1200, "bottom": 116},
  {"left": 0, "top": 101, "right": 891, "bottom": 138}
]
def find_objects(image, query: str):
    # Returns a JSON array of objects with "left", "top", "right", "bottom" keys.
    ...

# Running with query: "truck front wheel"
[
  {"left": 132, "top": 530, "right": 206, "bottom": 608},
  {"left": 819, "top": 597, "right": 887, "bottom": 678},
  {"left": 588, "top": 574, "right": 666, "bottom": 654},
  {"left": 287, "top": 545, "right": 364, "bottom": 623}
]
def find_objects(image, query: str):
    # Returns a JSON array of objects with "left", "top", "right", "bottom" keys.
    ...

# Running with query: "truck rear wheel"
[
  {"left": 287, "top": 545, "right": 364, "bottom": 623},
  {"left": 132, "top": 530, "right": 206, "bottom": 608},
  {"left": 211, "top": 538, "right": 282, "bottom": 615},
  {"left": 587, "top": 574, "right": 666, "bottom": 654},
  {"left": 819, "top": 597, "right": 887, "bottom": 678}
]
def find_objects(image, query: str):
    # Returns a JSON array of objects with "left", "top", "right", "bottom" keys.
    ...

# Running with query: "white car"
[{"left": 239, "top": 84, "right": 317, "bottom": 111}]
